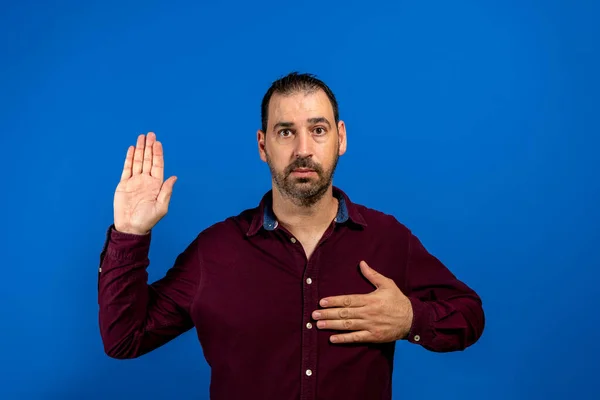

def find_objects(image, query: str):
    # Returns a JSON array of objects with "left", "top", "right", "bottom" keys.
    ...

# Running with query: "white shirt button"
[
  {"left": 306, "top": 369, "right": 312, "bottom": 376},
  {"left": 414, "top": 335, "right": 421, "bottom": 342},
  {"left": 290, "top": 237, "right": 297, "bottom": 243},
  {"left": 306, "top": 322, "right": 313, "bottom": 329},
  {"left": 98, "top": 267, "right": 102, "bottom": 273},
  {"left": 306, "top": 278, "right": 312, "bottom": 284}
]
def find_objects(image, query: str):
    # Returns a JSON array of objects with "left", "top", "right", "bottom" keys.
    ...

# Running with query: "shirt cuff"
[
  {"left": 406, "top": 297, "right": 436, "bottom": 346},
  {"left": 103, "top": 224, "right": 152, "bottom": 260}
]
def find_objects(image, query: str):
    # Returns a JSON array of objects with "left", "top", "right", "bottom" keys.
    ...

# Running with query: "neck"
[{"left": 271, "top": 185, "right": 338, "bottom": 233}]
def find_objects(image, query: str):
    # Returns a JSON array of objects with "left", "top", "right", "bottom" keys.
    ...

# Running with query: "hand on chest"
[{"left": 193, "top": 237, "right": 404, "bottom": 338}]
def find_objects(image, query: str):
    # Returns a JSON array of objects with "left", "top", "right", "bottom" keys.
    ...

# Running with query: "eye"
[
  {"left": 313, "top": 127, "right": 327, "bottom": 135},
  {"left": 278, "top": 129, "right": 294, "bottom": 138}
]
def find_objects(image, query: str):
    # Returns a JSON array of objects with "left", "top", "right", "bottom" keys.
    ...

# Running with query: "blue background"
[{"left": 1, "top": 0, "right": 598, "bottom": 398}]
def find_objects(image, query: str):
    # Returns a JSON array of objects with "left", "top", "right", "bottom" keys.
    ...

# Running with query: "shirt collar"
[{"left": 246, "top": 186, "right": 367, "bottom": 236}]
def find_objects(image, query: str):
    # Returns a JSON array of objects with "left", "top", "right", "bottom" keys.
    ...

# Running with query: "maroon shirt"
[{"left": 98, "top": 186, "right": 484, "bottom": 400}]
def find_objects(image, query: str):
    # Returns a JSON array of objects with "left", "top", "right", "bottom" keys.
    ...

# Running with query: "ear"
[
  {"left": 257, "top": 129, "right": 267, "bottom": 162},
  {"left": 337, "top": 120, "right": 347, "bottom": 156}
]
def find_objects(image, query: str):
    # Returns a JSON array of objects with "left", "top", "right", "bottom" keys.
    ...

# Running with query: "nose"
[{"left": 294, "top": 129, "right": 313, "bottom": 158}]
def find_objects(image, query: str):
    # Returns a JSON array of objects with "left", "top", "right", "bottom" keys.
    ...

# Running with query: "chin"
[{"left": 294, "top": 178, "right": 312, "bottom": 184}]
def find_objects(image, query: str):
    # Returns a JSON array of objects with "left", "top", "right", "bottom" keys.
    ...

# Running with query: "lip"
[{"left": 291, "top": 169, "right": 316, "bottom": 176}]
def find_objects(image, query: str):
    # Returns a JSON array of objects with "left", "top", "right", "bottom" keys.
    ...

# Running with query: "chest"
[{"left": 190, "top": 228, "right": 408, "bottom": 332}]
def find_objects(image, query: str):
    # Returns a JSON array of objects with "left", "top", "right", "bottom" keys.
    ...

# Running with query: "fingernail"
[
  {"left": 313, "top": 312, "right": 321, "bottom": 319},
  {"left": 320, "top": 299, "right": 328, "bottom": 306},
  {"left": 330, "top": 336, "right": 338, "bottom": 343}
]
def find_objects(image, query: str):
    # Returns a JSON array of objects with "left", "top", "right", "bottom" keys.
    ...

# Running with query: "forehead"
[{"left": 268, "top": 89, "right": 334, "bottom": 126}]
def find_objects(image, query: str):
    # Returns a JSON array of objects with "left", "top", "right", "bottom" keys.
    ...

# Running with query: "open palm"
[{"left": 113, "top": 132, "right": 177, "bottom": 235}]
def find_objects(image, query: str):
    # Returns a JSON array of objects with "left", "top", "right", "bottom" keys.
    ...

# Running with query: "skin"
[
  {"left": 257, "top": 89, "right": 346, "bottom": 234},
  {"left": 313, "top": 260, "right": 414, "bottom": 344},
  {"left": 257, "top": 89, "right": 414, "bottom": 344}
]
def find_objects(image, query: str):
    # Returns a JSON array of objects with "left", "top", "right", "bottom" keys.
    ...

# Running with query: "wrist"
[
  {"left": 112, "top": 224, "right": 150, "bottom": 236},
  {"left": 398, "top": 296, "right": 414, "bottom": 340}
]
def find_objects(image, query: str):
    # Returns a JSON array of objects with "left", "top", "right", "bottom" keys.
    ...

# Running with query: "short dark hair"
[{"left": 261, "top": 72, "right": 339, "bottom": 133}]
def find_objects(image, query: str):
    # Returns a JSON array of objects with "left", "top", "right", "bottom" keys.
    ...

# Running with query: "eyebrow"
[
  {"left": 273, "top": 121, "right": 294, "bottom": 130},
  {"left": 307, "top": 117, "right": 332, "bottom": 128},
  {"left": 273, "top": 117, "right": 332, "bottom": 131}
]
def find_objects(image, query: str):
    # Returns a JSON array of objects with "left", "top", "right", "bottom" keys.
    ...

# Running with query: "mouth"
[
  {"left": 290, "top": 168, "right": 317, "bottom": 177},
  {"left": 293, "top": 168, "right": 315, "bottom": 172}
]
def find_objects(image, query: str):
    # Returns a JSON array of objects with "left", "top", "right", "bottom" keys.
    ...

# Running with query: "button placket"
[
  {"left": 301, "top": 258, "right": 318, "bottom": 399},
  {"left": 306, "top": 274, "right": 314, "bottom": 329}
]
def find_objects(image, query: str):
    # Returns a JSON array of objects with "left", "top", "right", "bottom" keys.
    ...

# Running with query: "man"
[{"left": 98, "top": 72, "right": 485, "bottom": 400}]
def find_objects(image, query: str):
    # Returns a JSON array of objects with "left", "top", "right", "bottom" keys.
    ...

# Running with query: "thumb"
[
  {"left": 359, "top": 260, "right": 389, "bottom": 289},
  {"left": 157, "top": 176, "right": 177, "bottom": 208}
]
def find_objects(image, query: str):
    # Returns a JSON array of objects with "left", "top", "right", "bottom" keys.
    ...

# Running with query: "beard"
[{"left": 266, "top": 149, "right": 339, "bottom": 208}]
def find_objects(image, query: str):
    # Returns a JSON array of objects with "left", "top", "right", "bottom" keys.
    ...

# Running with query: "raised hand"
[{"left": 113, "top": 132, "right": 177, "bottom": 235}]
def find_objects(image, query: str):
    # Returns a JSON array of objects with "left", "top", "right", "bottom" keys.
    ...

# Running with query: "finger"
[
  {"left": 316, "top": 318, "right": 365, "bottom": 331},
  {"left": 132, "top": 134, "right": 145, "bottom": 175},
  {"left": 330, "top": 330, "right": 371, "bottom": 344},
  {"left": 151, "top": 140, "right": 164, "bottom": 181},
  {"left": 142, "top": 132, "right": 155, "bottom": 175},
  {"left": 120, "top": 146, "right": 134, "bottom": 181},
  {"left": 312, "top": 307, "right": 363, "bottom": 321},
  {"left": 319, "top": 294, "right": 369, "bottom": 308},
  {"left": 359, "top": 261, "right": 391, "bottom": 289},
  {"left": 157, "top": 176, "right": 178, "bottom": 211}
]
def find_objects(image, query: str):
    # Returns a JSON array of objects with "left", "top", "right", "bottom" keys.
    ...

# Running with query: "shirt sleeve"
[
  {"left": 97, "top": 225, "right": 201, "bottom": 359},
  {"left": 404, "top": 232, "right": 485, "bottom": 352}
]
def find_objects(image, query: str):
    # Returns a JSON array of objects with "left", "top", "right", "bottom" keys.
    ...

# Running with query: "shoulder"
[
  {"left": 192, "top": 206, "right": 257, "bottom": 247},
  {"left": 179, "top": 208, "right": 256, "bottom": 267},
  {"left": 337, "top": 186, "right": 412, "bottom": 238},
  {"left": 351, "top": 200, "right": 413, "bottom": 239},
  {"left": 351, "top": 199, "right": 423, "bottom": 258},
  {"left": 351, "top": 202, "right": 434, "bottom": 260}
]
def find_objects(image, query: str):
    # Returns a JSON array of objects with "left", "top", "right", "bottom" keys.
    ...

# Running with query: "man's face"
[{"left": 258, "top": 89, "right": 347, "bottom": 206}]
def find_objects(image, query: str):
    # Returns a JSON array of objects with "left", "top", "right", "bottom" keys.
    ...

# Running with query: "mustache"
[{"left": 285, "top": 158, "right": 322, "bottom": 175}]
